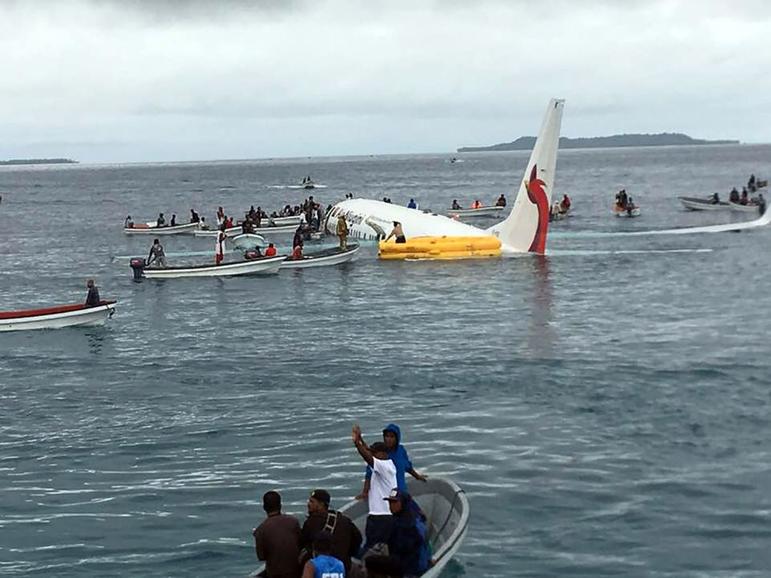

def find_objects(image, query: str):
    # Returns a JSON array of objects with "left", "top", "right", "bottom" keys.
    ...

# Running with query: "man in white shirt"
[{"left": 352, "top": 424, "right": 397, "bottom": 553}]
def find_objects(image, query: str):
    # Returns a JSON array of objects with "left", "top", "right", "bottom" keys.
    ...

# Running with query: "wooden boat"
[
  {"left": 447, "top": 206, "right": 504, "bottom": 219},
  {"left": 194, "top": 223, "right": 298, "bottom": 237},
  {"left": 280, "top": 244, "right": 359, "bottom": 269},
  {"left": 123, "top": 222, "right": 198, "bottom": 235},
  {"left": 253, "top": 477, "right": 468, "bottom": 578},
  {"left": 729, "top": 201, "right": 762, "bottom": 214},
  {"left": 0, "top": 301, "right": 116, "bottom": 331},
  {"left": 679, "top": 196, "right": 731, "bottom": 211},
  {"left": 132, "top": 255, "right": 285, "bottom": 279}
]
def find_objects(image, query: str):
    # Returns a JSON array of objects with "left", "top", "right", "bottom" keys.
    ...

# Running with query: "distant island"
[
  {"left": 0, "top": 158, "right": 78, "bottom": 166},
  {"left": 457, "top": 133, "right": 739, "bottom": 152}
]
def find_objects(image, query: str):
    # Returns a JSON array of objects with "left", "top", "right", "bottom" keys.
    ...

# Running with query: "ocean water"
[{"left": 1, "top": 145, "right": 771, "bottom": 577}]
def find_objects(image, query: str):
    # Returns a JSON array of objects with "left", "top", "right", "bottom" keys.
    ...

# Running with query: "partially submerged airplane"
[{"left": 325, "top": 99, "right": 566, "bottom": 258}]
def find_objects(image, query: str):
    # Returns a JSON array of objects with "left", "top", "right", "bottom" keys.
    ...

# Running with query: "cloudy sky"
[{"left": 1, "top": 0, "right": 770, "bottom": 163}]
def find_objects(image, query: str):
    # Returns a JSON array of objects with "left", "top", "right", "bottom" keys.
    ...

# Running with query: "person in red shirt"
[
  {"left": 265, "top": 243, "right": 277, "bottom": 257},
  {"left": 292, "top": 244, "right": 303, "bottom": 260}
]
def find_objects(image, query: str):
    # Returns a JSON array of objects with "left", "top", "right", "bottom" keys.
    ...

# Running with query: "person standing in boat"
[
  {"left": 216, "top": 206, "right": 225, "bottom": 227},
  {"left": 385, "top": 222, "right": 406, "bottom": 244},
  {"left": 156, "top": 212, "right": 166, "bottom": 227},
  {"left": 170, "top": 213, "right": 177, "bottom": 227},
  {"left": 215, "top": 225, "right": 227, "bottom": 265},
  {"left": 85, "top": 279, "right": 100, "bottom": 307},
  {"left": 352, "top": 424, "right": 397, "bottom": 554},
  {"left": 336, "top": 215, "right": 349, "bottom": 250},
  {"left": 146, "top": 239, "right": 167, "bottom": 268},
  {"left": 299, "top": 490, "right": 361, "bottom": 576},
  {"left": 293, "top": 225, "right": 305, "bottom": 250},
  {"left": 758, "top": 193, "right": 766, "bottom": 215},
  {"left": 190, "top": 208, "right": 200, "bottom": 223},
  {"left": 729, "top": 187, "right": 740, "bottom": 203},
  {"left": 124, "top": 215, "right": 134, "bottom": 228},
  {"left": 561, "top": 194, "right": 571, "bottom": 212},
  {"left": 253, "top": 490, "right": 302, "bottom": 578}
]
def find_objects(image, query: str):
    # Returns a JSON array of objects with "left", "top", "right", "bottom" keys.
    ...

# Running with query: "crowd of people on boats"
[
  {"left": 726, "top": 175, "right": 768, "bottom": 213},
  {"left": 614, "top": 189, "right": 638, "bottom": 215},
  {"left": 252, "top": 423, "right": 430, "bottom": 578},
  {"left": 550, "top": 194, "right": 571, "bottom": 221},
  {"left": 450, "top": 194, "right": 507, "bottom": 210}
]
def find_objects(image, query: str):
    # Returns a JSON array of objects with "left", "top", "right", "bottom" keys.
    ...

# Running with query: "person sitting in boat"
[
  {"left": 146, "top": 239, "right": 167, "bottom": 268},
  {"left": 170, "top": 214, "right": 177, "bottom": 227},
  {"left": 124, "top": 215, "right": 134, "bottom": 228},
  {"left": 549, "top": 201, "right": 561, "bottom": 221},
  {"left": 407, "top": 198, "right": 417, "bottom": 209},
  {"left": 385, "top": 221, "right": 406, "bottom": 244},
  {"left": 265, "top": 243, "right": 277, "bottom": 257},
  {"left": 225, "top": 216, "right": 234, "bottom": 229},
  {"left": 364, "top": 488, "right": 429, "bottom": 578},
  {"left": 300, "top": 531, "right": 345, "bottom": 578},
  {"left": 190, "top": 209, "right": 200, "bottom": 223},
  {"left": 748, "top": 174, "right": 756, "bottom": 193},
  {"left": 740, "top": 187, "right": 749, "bottom": 205},
  {"left": 291, "top": 244, "right": 304, "bottom": 260},
  {"left": 495, "top": 194, "right": 506, "bottom": 207},
  {"left": 241, "top": 218, "right": 254, "bottom": 234},
  {"left": 710, "top": 193, "right": 720, "bottom": 204},
  {"left": 561, "top": 194, "right": 571, "bottom": 212},
  {"left": 156, "top": 213, "right": 166, "bottom": 227},
  {"left": 199, "top": 216, "right": 210, "bottom": 230},
  {"left": 85, "top": 279, "right": 100, "bottom": 307},
  {"left": 451, "top": 199, "right": 462, "bottom": 210},
  {"left": 471, "top": 199, "right": 483, "bottom": 209},
  {"left": 626, "top": 196, "right": 637, "bottom": 215}
]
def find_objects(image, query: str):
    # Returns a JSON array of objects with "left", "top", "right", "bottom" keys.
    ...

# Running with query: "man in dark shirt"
[
  {"left": 300, "top": 489, "right": 362, "bottom": 575},
  {"left": 253, "top": 490, "right": 301, "bottom": 578},
  {"left": 85, "top": 279, "right": 100, "bottom": 307},
  {"left": 365, "top": 489, "right": 427, "bottom": 578}
]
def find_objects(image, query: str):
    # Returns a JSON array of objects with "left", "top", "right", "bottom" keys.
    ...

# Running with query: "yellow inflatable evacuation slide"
[{"left": 378, "top": 236, "right": 502, "bottom": 260}]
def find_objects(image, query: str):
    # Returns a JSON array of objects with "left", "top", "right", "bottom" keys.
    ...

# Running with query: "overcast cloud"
[{"left": 1, "top": 0, "right": 770, "bottom": 162}]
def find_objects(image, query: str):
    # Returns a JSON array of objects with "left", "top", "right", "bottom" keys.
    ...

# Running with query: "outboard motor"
[{"left": 130, "top": 258, "right": 146, "bottom": 280}]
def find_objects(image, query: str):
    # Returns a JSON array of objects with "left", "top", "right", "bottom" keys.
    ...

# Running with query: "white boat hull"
[
  {"left": 140, "top": 256, "right": 285, "bottom": 278},
  {"left": 0, "top": 302, "right": 116, "bottom": 332},
  {"left": 447, "top": 206, "right": 505, "bottom": 218},
  {"left": 729, "top": 201, "right": 762, "bottom": 214},
  {"left": 252, "top": 477, "right": 468, "bottom": 578},
  {"left": 270, "top": 215, "right": 303, "bottom": 226},
  {"left": 124, "top": 222, "right": 199, "bottom": 235},
  {"left": 280, "top": 245, "right": 359, "bottom": 269},
  {"left": 229, "top": 234, "right": 267, "bottom": 250},
  {"left": 678, "top": 197, "right": 730, "bottom": 211}
]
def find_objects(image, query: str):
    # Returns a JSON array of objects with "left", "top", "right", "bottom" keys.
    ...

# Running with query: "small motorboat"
[
  {"left": 123, "top": 221, "right": 199, "bottom": 235},
  {"left": 228, "top": 233, "right": 266, "bottom": 250},
  {"left": 279, "top": 244, "right": 359, "bottom": 269},
  {"left": 446, "top": 206, "right": 504, "bottom": 219},
  {"left": 0, "top": 301, "right": 116, "bottom": 332},
  {"left": 679, "top": 196, "right": 731, "bottom": 211},
  {"left": 268, "top": 215, "right": 303, "bottom": 226},
  {"left": 729, "top": 201, "right": 762, "bottom": 214},
  {"left": 130, "top": 255, "right": 285, "bottom": 279},
  {"left": 252, "top": 477, "right": 468, "bottom": 578}
]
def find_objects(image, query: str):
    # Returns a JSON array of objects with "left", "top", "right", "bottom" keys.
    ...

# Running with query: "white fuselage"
[{"left": 325, "top": 199, "right": 494, "bottom": 239}]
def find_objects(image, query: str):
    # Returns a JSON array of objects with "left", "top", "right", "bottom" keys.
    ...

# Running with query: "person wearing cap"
[
  {"left": 300, "top": 489, "right": 361, "bottom": 575},
  {"left": 359, "top": 423, "right": 426, "bottom": 504},
  {"left": 365, "top": 488, "right": 428, "bottom": 578},
  {"left": 352, "top": 424, "right": 397, "bottom": 554},
  {"left": 301, "top": 531, "right": 344, "bottom": 578},
  {"left": 252, "top": 490, "right": 302, "bottom": 578}
]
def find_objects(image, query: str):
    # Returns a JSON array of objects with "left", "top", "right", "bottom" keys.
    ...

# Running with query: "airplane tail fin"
[{"left": 487, "top": 99, "right": 565, "bottom": 254}]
